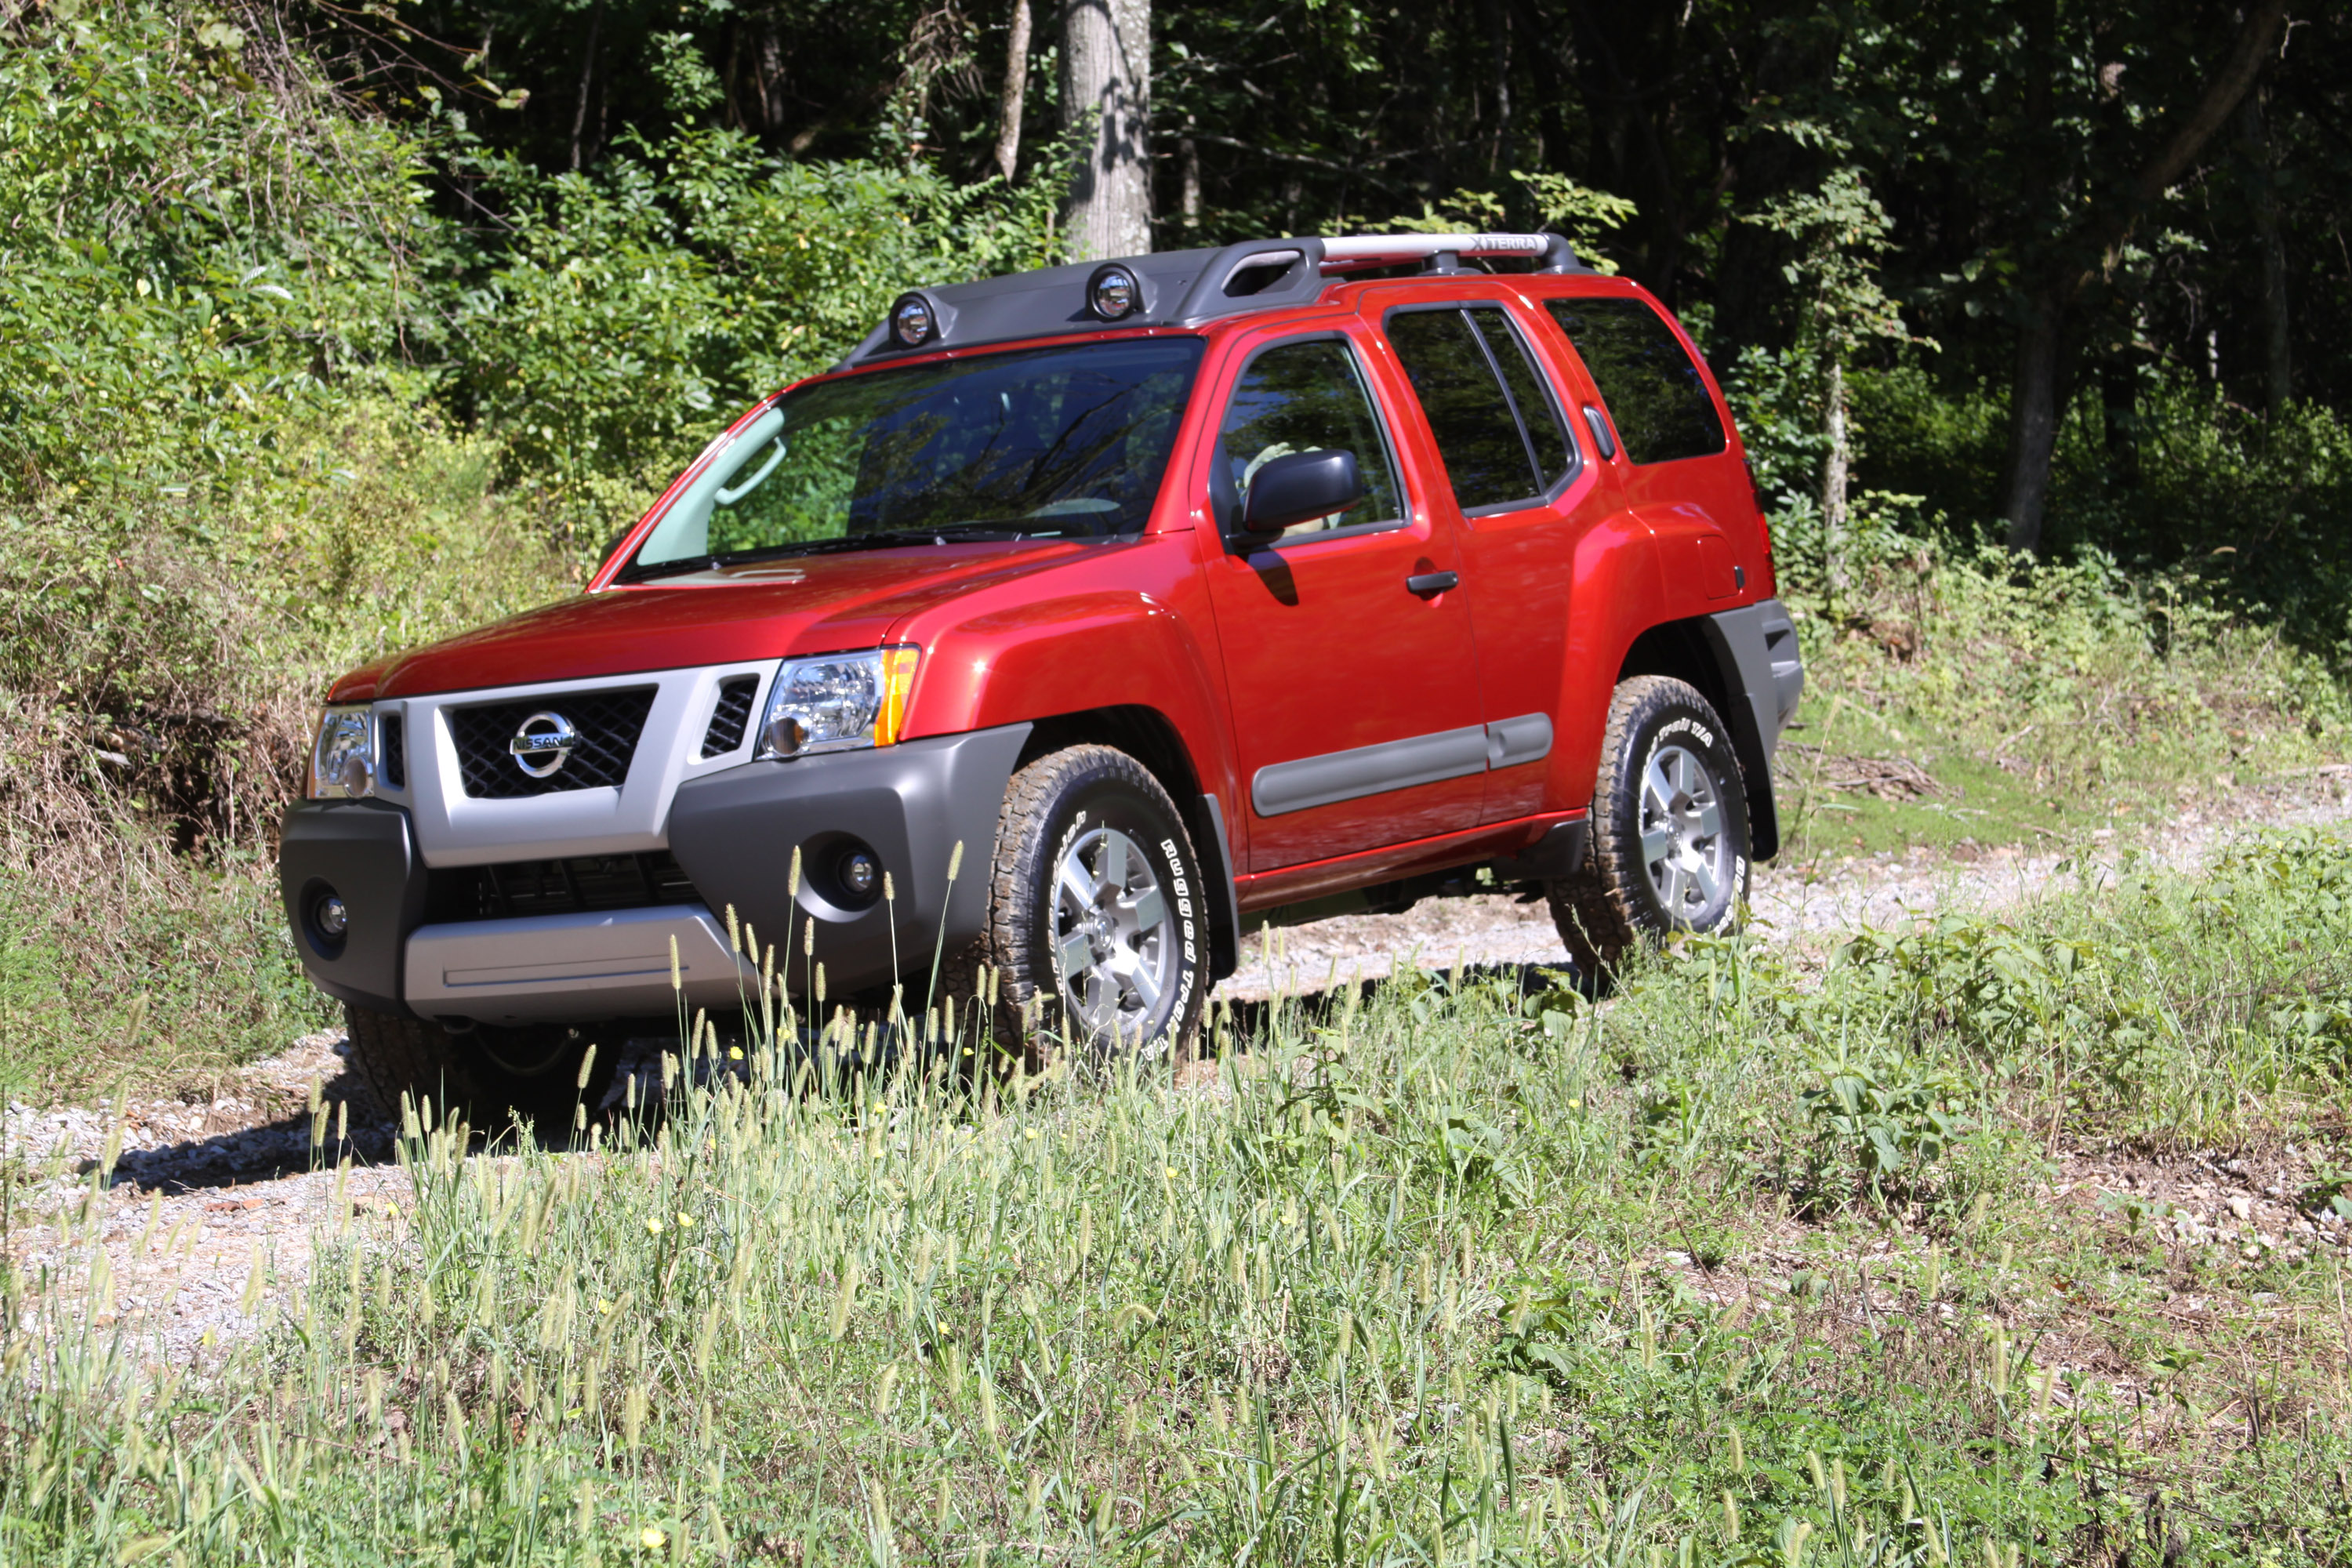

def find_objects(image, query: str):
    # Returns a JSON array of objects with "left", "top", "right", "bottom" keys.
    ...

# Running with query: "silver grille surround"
[{"left": 356, "top": 662, "right": 775, "bottom": 868}]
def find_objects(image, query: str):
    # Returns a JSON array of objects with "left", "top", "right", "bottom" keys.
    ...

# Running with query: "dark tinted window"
[
  {"left": 1468, "top": 307, "right": 1575, "bottom": 488},
  {"left": 1385, "top": 309, "right": 1541, "bottom": 510},
  {"left": 1544, "top": 298, "right": 1726, "bottom": 464},
  {"left": 1218, "top": 339, "right": 1404, "bottom": 537}
]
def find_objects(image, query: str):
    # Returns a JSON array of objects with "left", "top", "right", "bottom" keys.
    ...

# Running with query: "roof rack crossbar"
[{"left": 1318, "top": 231, "right": 1584, "bottom": 274}]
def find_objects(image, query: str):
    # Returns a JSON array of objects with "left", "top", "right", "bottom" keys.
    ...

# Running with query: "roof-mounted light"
[
  {"left": 1086, "top": 263, "right": 1143, "bottom": 322},
  {"left": 888, "top": 292, "right": 938, "bottom": 349}
]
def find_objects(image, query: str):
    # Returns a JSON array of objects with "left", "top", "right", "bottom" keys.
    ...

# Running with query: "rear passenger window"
[
  {"left": 1385, "top": 306, "right": 1574, "bottom": 512},
  {"left": 1543, "top": 298, "right": 1726, "bottom": 464}
]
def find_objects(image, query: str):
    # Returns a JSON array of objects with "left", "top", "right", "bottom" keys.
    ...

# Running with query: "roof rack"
[
  {"left": 1318, "top": 232, "right": 1582, "bottom": 273},
  {"left": 833, "top": 230, "right": 1588, "bottom": 368}
]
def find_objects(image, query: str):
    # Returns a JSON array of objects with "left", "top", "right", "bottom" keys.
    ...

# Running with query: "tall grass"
[{"left": 5, "top": 833, "right": 2350, "bottom": 1562}]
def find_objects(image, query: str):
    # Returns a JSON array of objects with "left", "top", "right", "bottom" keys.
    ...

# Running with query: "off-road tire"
[
  {"left": 941, "top": 745, "right": 1209, "bottom": 1071},
  {"left": 342, "top": 1003, "right": 606, "bottom": 1135},
  {"left": 1548, "top": 675, "right": 1751, "bottom": 980}
]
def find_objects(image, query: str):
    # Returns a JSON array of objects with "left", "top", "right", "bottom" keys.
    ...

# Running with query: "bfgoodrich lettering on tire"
[
  {"left": 1548, "top": 675, "right": 1751, "bottom": 978},
  {"left": 947, "top": 745, "right": 1207, "bottom": 1066}
]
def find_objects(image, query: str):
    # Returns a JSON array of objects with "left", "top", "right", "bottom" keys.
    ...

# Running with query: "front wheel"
[
  {"left": 947, "top": 745, "right": 1209, "bottom": 1067},
  {"left": 343, "top": 1004, "right": 610, "bottom": 1134},
  {"left": 1547, "top": 675, "right": 1751, "bottom": 978}
]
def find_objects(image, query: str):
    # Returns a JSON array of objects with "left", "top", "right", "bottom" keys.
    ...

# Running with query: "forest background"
[{"left": 2, "top": 0, "right": 2350, "bottom": 1091}]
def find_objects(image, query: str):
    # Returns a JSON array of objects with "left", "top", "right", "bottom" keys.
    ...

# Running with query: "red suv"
[{"left": 280, "top": 232, "right": 1803, "bottom": 1113}]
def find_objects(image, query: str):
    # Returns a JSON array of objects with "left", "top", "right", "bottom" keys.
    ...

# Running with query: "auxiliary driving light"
[
  {"left": 1086, "top": 263, "right": 1142, "bottom": 321},
  {"left": 317, "top": 895, "right": 350, "bottom": 938},
  {"left": 839, "top": 850, "right": 879, "bottom": 898},
  {"left": 888, "top": 292, "right": 937, "bottom": 348}
]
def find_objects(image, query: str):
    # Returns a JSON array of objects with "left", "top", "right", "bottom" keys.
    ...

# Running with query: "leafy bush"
[{"left": 451, "top": 126, "right": 1069, "bottom": 534}]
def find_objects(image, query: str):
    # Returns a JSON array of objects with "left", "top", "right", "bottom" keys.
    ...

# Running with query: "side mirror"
[{"left": 1240, "top": 448, "right": 1365, "bottom": 535}]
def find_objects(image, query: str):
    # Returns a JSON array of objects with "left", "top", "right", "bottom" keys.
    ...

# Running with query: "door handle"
[{"left": 1406, "top": 571, "right": 1459, "bottom": 597}]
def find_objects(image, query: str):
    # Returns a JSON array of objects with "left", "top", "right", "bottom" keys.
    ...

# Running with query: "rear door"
[
  {"left": 1374, "top": 295, "right": 1610, "bottom": 822},
  {"left": 1194, "top": 325, "right": 1489, "bottom": 873}
]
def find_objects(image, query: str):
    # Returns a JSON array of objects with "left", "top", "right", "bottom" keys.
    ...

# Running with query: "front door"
[{"left": 1196, "top": 328, "right": 1488, "bottom": 873}]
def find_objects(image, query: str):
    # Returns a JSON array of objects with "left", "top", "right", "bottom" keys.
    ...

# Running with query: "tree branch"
[{"left": 2071, "top": 0, "right": 2288, "bottom": 300}]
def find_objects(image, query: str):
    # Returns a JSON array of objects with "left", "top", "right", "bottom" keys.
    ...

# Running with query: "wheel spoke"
[
  {"left": 1127, "top": 885, "right": 1165, "bottom": 935},
  {"left": 1123, "top": 953, "right": 1163, "bottom": 1010},
  {"left": 1100, "top": 833, "right": 1128, "bottom": 894},
  {"left": 1057, "top": 858, "right": 1096, "bottom": 914},
  {"left": 1643, "top": 757, "right": 1675, "bottom": 816},
  {"left": 1689, "top": 851, "right": 1722, "bottom": 905},
  {"left": 1693, "top": 797, "right": 1722, "bottom": 840},
  {"left": 1058, "top": 929, "right": 1095, "bottom": 980},
  {"left": 1641, "top": 823, "right": 1675, "bottom": 868},
  {"left": 1657, "top": 859, "right": 1686, "bottom": 908}
]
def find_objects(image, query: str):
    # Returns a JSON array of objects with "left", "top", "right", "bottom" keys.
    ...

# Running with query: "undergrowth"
[{"left": 4, "top": 833, "right": 2350, "bottom": 1563}]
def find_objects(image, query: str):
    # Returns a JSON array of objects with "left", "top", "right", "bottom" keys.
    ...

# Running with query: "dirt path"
[{"left": 6, "top": 771, "right": 2350, "bottom": 1359}]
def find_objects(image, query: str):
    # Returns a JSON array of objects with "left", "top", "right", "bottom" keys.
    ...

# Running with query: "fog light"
[
  {"left": 839, "top": 851, "right": 879, "bottom": 898},
  {"left": 317, "top": 894, "right": 349, "bottom": 938}
]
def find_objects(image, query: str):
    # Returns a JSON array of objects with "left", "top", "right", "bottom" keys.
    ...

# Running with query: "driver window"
[{"left": 1216, "top": 339, "right": 1404, "bottom": 539}]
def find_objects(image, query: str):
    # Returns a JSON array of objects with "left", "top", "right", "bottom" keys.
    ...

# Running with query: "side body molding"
[{"left": 1253, "top": 714, "right": 1555, "bottom": 817}]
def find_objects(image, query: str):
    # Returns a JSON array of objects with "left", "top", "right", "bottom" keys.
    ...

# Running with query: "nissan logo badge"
[{"left": 509, "top": 711, "right": 579, "bottom": 778}]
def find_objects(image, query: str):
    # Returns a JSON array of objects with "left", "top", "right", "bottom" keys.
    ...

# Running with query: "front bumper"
[{"left": 278, "top": 723, "right": 1032, "bottom": 1023}]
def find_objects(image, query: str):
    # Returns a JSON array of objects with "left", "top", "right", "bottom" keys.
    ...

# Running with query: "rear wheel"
[
  {"left": 1548, "top": 675, "right": 1751, "bottom": 978},
  {"left": 945, "top": 745, "right": 1209, "bottom": 1069},
  {"left": 342, "top": 1004, "right": 609, "bottom": 1134}
]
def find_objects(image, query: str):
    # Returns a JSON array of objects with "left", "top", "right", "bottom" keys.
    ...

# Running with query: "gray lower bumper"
[
  {"left": 276, "top": 722, "right": 1033, "bottom": 1022},
  {"left": 404, "top": 903, "right": 753, "bottom": 1022},
  {"left": 665, "top": 723, "right": 1032, "bottom": 1000}
]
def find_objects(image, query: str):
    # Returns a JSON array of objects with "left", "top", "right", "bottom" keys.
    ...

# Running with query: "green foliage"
[
  {"left": 1801, "top": 1061, "right": 1965, "bottom": 1193},
  {"left": 453, "top": 125, "right": 1067, "bottom": 532},
  {"left": 0, "top": 7, "right": 444, "bottom": 496}
]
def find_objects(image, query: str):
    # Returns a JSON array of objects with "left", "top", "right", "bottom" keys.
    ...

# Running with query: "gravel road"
[{"left": 7, "top": 771, "right": 2350, "bottom": 1360}]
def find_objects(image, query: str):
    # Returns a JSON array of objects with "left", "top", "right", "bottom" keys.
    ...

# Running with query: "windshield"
[{"left": 626, "top": 337, "right": 1206, "bottom": 575}]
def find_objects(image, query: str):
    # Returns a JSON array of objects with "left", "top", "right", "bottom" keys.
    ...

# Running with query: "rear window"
[{"left": 1544, "top": 298, "right": 1726, "bottom": 465}]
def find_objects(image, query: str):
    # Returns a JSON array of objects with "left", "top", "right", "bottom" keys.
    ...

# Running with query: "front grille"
[
  {"left": 447, "top": 687, "right": 656, "bottom": 799},
  {"left": 425, "top": 850, "right": 702, "bottom": 924},
  {"left": 379, "top": 713, "right": 406, "bottom": 789},
  {"left": 700, "top": 676, "right": 759, "bottom": 758}
]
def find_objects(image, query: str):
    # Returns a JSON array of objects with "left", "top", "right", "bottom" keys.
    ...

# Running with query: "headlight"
[
  {"left": 309, "top": 705, "right": 377, "bottom": 799},
  {"left": 757, "top": 648, "right": 920, "bottom": 759}
]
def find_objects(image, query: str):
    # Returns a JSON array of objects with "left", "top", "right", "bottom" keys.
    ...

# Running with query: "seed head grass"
[{"left": 5, "top": 833, "right": 2352, "bottom": 1559}]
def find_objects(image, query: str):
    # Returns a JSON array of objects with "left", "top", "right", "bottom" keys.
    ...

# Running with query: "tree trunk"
[
  {"left": 2239, "top": 91, "right": 2291, "bottom": 418},
  {"left": 2098, "top": 353, "right": 2140, "bottom": 492},
  {"left": 2002, "top": 289, "right": 2061, "bottom": 554},
  {"left": 1997, "top": 0, "right": 2287, "bottom": 546},
  {"left": 569, "top": 2, "right": 602, "bottom": 172},
  {"left": 994, "top": 0, "right": 1033, "bottom": 183},
  {"left": 1178, "top": 122, "right": 1200, "bottom": 231},
  {"left": 1820, "top": 355, "right": 1849, "bottom": 604},
  {"left": 1061, "top": 0, "right": 1152, "bottom": 261}
]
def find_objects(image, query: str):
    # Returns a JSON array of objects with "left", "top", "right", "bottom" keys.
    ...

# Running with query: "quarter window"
[
  {"left": 1385, "top": 306, "right": 1574, "bottom": 511},
  {"left": 1217, "top": 339, "right": 1404, "bottom": 538},
  {"left": 1543, "top": 297, "right": 1726, "bottom": 465}
]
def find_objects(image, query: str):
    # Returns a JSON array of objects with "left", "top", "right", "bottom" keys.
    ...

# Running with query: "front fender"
[{"left": 906, "top": 590, "right": 1240, "bottom": 818}]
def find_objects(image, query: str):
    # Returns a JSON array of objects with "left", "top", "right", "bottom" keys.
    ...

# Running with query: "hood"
[{"left": 331, "top": 539, "right": 1101, "bottom": 701}]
